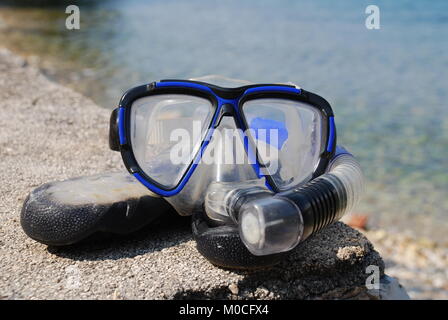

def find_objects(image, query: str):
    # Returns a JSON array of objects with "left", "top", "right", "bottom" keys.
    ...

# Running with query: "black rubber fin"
[{"left": 20, "top": 172, "right": 173, "bottom": 246}]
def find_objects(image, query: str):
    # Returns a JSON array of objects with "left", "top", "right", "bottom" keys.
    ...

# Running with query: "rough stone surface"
[{"left": 0, "top": 49, "right": 386, "bottom": 299}]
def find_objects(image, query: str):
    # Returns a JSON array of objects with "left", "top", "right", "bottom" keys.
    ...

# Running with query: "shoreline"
[{"left": 0, "top": 48, "right": 446, "bottom": 299}]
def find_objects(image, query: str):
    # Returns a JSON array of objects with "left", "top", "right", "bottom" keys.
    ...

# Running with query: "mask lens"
[
  {"left": 242, "top": 98, "right": 322, "bottom": 189},
  {"left": 130, "top": 94, "right": 213, "bottom": 188}
]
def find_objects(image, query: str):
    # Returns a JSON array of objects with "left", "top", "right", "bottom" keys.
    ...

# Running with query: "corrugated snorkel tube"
[{"left": 204, "top": 146, "right": 364, "bottom": 256}]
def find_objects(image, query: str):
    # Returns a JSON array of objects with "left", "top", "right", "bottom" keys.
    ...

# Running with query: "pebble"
[
  {"left": 364, "top": 229, "right": 448, "bottom": 300},
  {"left": 228, "top": 283, "right": 239, "bottom": 295}
]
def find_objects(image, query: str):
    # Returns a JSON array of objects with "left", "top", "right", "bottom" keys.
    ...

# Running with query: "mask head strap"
[{"left": 109, "top": 108, "right": 120, "bottom": 151}]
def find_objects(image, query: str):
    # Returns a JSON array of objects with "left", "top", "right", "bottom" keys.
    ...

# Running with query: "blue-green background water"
[{"left": 1, "top": 0, "right": 447, "bottom": 241}]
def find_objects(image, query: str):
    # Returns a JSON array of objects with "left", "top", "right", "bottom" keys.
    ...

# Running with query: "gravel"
[{"left": 364, "top": 229, "right": 448, "bottom": 300}]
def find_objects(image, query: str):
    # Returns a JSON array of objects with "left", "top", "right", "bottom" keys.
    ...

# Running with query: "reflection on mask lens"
[
  {"left": 243, "top": 98, "right": 322, "bottom": 189},
  {"left": 130, "top": 94, "right": 213, "bottom": 188}
]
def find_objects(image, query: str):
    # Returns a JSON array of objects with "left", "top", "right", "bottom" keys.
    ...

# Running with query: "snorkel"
[{"left": 204, "top": 146, "right": 364, "bottom": 256}]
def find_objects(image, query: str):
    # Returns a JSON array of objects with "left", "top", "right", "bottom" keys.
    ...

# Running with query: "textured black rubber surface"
[
  {"left": 192, "top": 212, "right": 287, "bottom": 270},
  {"left": 20, "top": 173, "right": 173, "bottom": 246}
]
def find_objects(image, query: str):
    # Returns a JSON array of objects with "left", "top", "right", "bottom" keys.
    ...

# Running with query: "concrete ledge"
[{"left": 0, "top": 49, "right": 398, "bottom": 299}]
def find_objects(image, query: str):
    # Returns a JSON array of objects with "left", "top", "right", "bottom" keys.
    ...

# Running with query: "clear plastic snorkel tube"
[{"left": 204, "top": 146, "right": 364, "bottom": 256}]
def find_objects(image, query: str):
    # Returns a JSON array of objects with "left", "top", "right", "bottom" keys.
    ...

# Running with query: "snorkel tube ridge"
[{"left": 204, "top": 146, "right": 364, "bottom": 256}]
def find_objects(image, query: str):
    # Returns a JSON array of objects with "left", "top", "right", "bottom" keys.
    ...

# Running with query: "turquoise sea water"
[{"left": 1, "top": 0, "right": 447, "bottom": 241}]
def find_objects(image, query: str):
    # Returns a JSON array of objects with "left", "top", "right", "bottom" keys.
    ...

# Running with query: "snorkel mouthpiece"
[
  {"left": 239, "top": 195, "right": 304, "bottom": 256},
  {"left": 204, "top": 149, "right": 364, "bottom": 256}
]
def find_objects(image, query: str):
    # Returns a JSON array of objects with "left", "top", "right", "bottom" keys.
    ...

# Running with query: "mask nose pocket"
[{"left": 164, "top": 116, "right": 262, "bottom": 216}]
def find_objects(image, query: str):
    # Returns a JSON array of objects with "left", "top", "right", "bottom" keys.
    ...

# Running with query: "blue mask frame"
[{"left": 110, "top": 79, "right": 336, "bottom": 196}]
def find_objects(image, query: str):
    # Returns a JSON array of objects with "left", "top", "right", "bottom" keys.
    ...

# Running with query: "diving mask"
[{"left": 109, "top": 76, "right": 364, "bottom": 256}]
